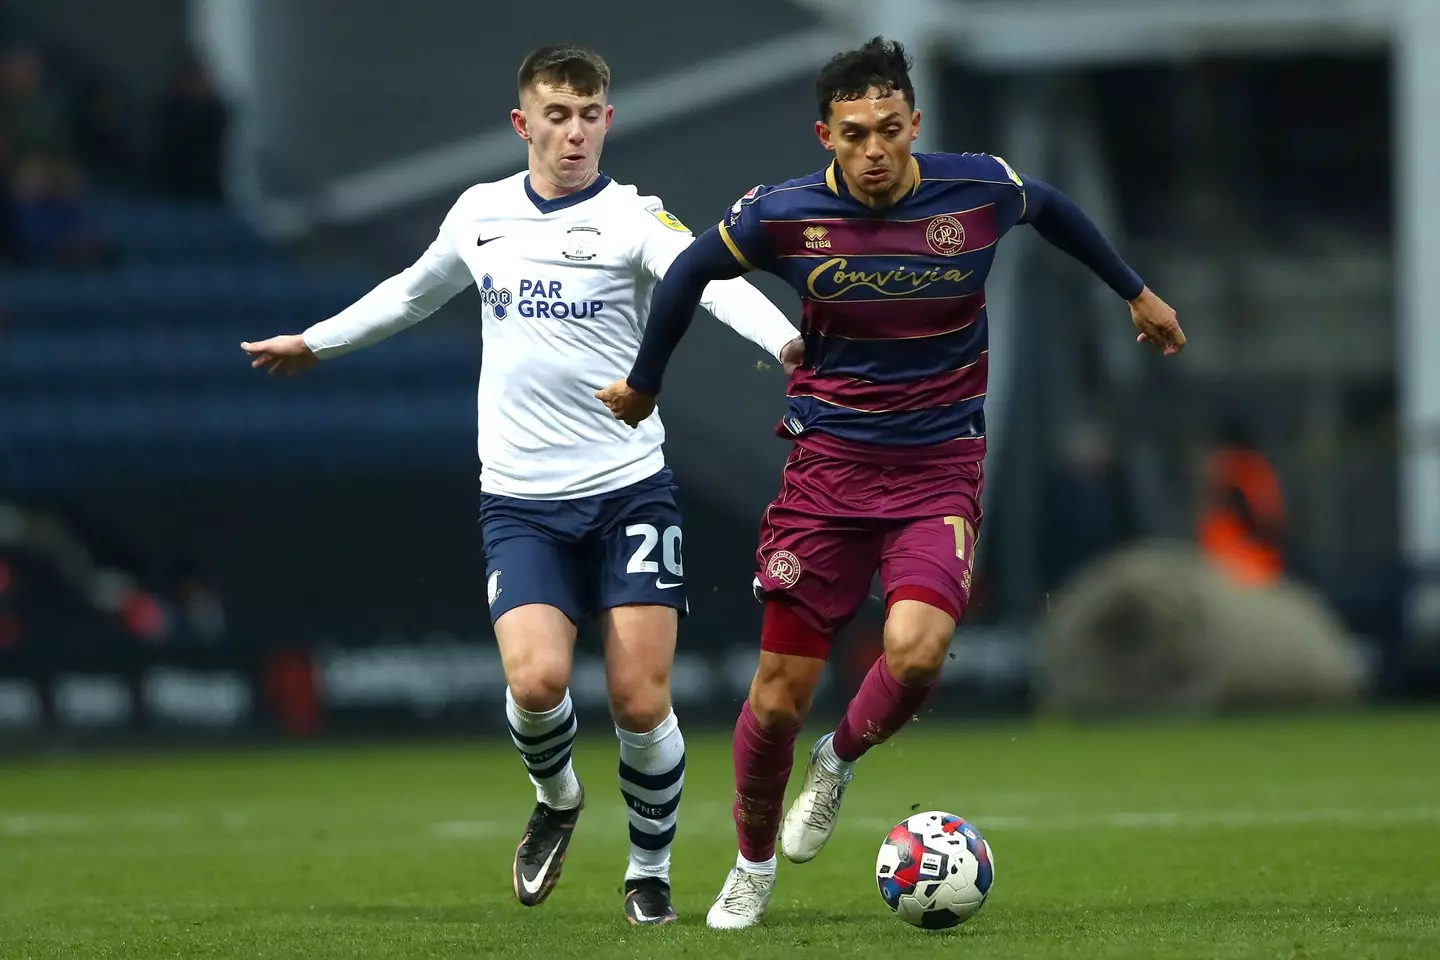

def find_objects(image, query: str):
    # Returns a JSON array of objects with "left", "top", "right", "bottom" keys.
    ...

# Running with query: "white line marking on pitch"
[
  {"left": 427, "top": 806, "right": 1440, "bottom": 841},
  {"left": 9, "top": 805, "right": 1434, "bottom": 841},
  {"left": 432, "top": 820, "right": 508, "bottom": 839},
  {"left": 0, "top": 811, "right": 252, "bottom": 836},
  {"left": 848, "top": 806, "right": 1440, "bottom": 833}
]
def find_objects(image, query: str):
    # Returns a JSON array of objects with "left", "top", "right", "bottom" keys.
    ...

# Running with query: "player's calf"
[
  {"left": 503, "top": 635, "right": 583, "bottom": 813},
  {"left": 615, "top": 711, "right": 685, "bottom": 886},
  {"left": 782, "top": 598, "right": 955, "bottom": 864},
  {"left": 737, "top": 649, "right": 824, "bottom": 866},
  {"left": 496, "top": 597, "right": 585, "bottom": 906},
  {"left": 604, "top": 604, "right": 686, "bottom": 919},
  {"left": 728, "top": 698, "right": 801, "bottom": 885},
  {"left": 507, "top": 687, "right": 585, "bottom": 906},
  {"left": 739, "top": 618, "right": 829, "bottom": 867},
  {"left": 833, "top": 596, "right": 954, "bottom": 765}
]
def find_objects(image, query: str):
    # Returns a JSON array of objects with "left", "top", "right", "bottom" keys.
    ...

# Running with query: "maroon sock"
[
  {"left": 732, "top": 701, "right": 798, "bottom": 863},
  {"left": 830, "top": 655, "right": 936, "bottom": 763}
]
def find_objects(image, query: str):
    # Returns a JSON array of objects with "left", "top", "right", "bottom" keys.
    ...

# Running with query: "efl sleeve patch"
[
  {"left": 646, "top": 204, "right": 690, "bottom": 232},
  {"left": 992, "top": 155, "right": 1026, "bottom": 190}
]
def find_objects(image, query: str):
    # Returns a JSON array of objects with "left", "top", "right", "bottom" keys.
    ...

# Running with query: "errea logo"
[
  {"left": 803, "top": 225, "right": 831, "bottom": 250},
  {"left": 480, "top": 274, "right": 512, "bottom": 319}
]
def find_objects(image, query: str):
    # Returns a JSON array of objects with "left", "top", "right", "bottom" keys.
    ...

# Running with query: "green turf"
[{"left": 2, "top": 710, "right": 1439, "bottom": 958}]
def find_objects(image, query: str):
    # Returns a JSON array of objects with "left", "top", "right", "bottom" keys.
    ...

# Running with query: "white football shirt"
[{"left": 302, "top": 172, "right": 798, "bottom": 499}]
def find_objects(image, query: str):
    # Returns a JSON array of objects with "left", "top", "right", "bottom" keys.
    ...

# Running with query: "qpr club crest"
[
  {"left": 925, "top": 215, "right": 966, "bottom": 256},
  {"left": 765, "top": 550, "right": 802, "bottom": 588}
]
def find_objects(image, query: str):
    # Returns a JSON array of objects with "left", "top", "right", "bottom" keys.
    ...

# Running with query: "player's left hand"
[
  {"left": 1128, "top": 287, "right": 1186, "bottom": 356},
  {"left": 596, "top": 379, "right": 656, "bottom": 428}
]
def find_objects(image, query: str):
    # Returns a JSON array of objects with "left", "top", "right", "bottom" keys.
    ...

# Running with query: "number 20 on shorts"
[{"left": 625, "top": 523, "right": 683, "bottom": 577}]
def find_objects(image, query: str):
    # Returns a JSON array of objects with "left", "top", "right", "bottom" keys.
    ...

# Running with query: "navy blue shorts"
[{"left": 480, "top": 468, "right": 687, "bottom": 625}]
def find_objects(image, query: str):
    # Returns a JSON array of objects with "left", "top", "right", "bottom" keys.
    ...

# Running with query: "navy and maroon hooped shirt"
[{"left": 716, "top": 152, "right": 1031, "bottom": 465}]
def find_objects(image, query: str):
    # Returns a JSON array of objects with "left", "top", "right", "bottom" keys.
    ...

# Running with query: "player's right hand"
[
  {"left": 242, "top": 334, "right": 318, "bottom": 377},
  {"left": 595, "top": 379, "right": 656, "bottom": 428},
  {"left": 780, "top": 338, "right": 805, "bottom": 375},
  {"left": 1129, "top": 287, "right": 1186, "bottom": 356}
]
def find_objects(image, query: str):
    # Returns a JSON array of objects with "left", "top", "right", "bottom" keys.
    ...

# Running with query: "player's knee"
[
  {"left": 749, "top": 683, "right": 807, "bottom": 729},
  {"left": 506, "top": 659, "right": 572, "bottom": 713},
  {"left": 609, "top": 675, "right": 671, "bottom": 732},
  {"left": 885, "top": 640, "right": 947, "bottom": 686},
  {"left": 884, "top": 603, "right": 957, "bottom": 686},
  {"left": 748, "top": 655, "right": 821, "bottom": 730}
]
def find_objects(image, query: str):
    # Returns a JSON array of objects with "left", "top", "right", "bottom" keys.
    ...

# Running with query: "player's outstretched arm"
[
  {"left": 1022, "top": 178, "right": 1186, "bottom": 356},
  {"left": 242, "top": 200, "right": 476, "bottom": 375},
  {"left": 597, "top": 226, "right": 749, "bottom": 426},
  {"left": 241, "top": 266, "right": 470, "bottom": 376}
]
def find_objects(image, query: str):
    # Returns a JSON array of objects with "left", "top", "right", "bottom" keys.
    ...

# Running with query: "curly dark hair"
[{"left": 814, "top": 37, "right": 914, "bottom": 121}]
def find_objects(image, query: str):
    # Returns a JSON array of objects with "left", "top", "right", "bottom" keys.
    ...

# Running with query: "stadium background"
[{"left": 1, "top": 0, "right": 1438, "bottom": 741}]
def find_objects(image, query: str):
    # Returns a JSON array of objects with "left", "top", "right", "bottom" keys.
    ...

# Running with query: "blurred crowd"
[
  {"left": 0, "top": 38, "right": 228, "bottom": 268},
  {"left": 0, "top": 491, "right": 230, "bottom": 654},
  {"left": 0, "top": 32, "right": 234, "bottom": 654}
]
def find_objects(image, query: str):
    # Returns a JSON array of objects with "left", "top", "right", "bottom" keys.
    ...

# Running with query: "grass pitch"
[{"left": 2, "top": 710, "right": 1438, "bottom": 958}]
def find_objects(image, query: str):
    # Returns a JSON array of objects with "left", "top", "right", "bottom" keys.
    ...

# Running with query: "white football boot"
[
  {"left": 706, "top": 863, "right": 776, "bottom": 929},
  {"left": 778, "top": 732, "right": 854, "bottom": 863}
]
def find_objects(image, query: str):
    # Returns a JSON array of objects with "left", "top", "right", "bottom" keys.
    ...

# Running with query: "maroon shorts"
[{"left": 753, "top": 444, "right": 984, "bottom": 658}]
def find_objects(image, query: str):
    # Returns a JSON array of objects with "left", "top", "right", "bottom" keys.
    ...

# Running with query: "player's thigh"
[
  {"left": 482, "top": 495, "right": 590, "bottom": 626},
  {"left": 877, "top": 459, "right": 982, "bottom": 627},
  {"left": 754, "top": 450, "right": 883, "bottom": 659},
  {"left": 601, "top": 604, "right": 677, "bottom": 731},
  {"left": 482, "top": 524, "right": 587, "bottom": 709},
  {"left": 878, "top": 510, "right": 979, "bottom": 678},
  {"left": 879, "top": 512, "right": 977, "bottom": 620},
  {"left": 595, "top": 472, "right": 688, "bottom": 619}
]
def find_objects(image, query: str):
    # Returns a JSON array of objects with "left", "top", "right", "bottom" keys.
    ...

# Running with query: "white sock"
[
  {"left": 817, "top": 733, "right": 853, "bottom": 776},
  {"left": 616, "top": 710, "right": 685, "bottom": 881},
  {"left": 737, "top": 852, "right": 777, "bottom": 875},
  {"left": 506, "top": 687, "right": 582, "bottom": 809}
]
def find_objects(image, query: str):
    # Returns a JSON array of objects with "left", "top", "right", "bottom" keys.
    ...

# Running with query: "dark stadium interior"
[{"left": 2, "top": 1, "right": 1439, "bottom": 956}]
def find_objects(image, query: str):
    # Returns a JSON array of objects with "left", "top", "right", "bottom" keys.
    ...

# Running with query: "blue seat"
[{"left": 0, "top": 195, "right": 484, "bottom": 488}]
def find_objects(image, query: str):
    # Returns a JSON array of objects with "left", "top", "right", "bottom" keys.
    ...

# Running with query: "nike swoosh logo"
[
  {"left": 629, "top": 902, "right": 656, "bottom": 923},
  {"left": 478, "top": 235, "right": 504, "bottom": 246},
  {"left": 519, "top": 844, "right": 560, "bottom": 895},
  {"left": 656, "top": 580, "right": 683, "bottom": 590}
]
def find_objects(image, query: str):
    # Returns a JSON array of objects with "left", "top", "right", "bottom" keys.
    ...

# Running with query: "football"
[{"left": 875, "top": 811, "right": 995, "bottom": 929}]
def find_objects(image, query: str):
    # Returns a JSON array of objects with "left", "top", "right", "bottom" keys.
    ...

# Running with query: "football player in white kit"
[{"left": 241, "top": 45, "right": 801, "bottom": 925}]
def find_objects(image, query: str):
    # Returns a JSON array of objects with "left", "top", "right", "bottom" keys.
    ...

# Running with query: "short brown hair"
[{"left": 517, "top": 45, "right": 611, "bottom": 98}]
